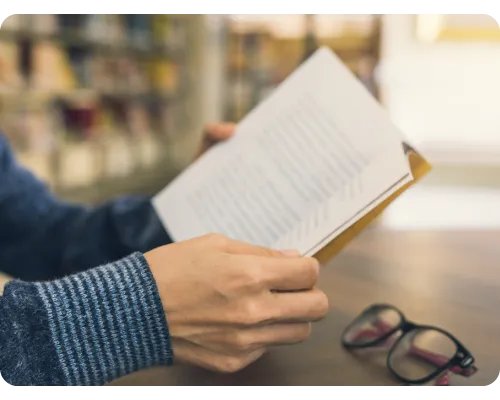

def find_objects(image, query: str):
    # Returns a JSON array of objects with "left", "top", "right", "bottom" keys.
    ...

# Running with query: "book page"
[{"left": 153, "top": 47, "right": 412, "bottom": 254}]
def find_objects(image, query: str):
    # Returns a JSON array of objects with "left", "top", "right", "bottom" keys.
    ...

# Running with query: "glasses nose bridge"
[{"left": 400, "top": 321, "right": 417, "bottom": 335}]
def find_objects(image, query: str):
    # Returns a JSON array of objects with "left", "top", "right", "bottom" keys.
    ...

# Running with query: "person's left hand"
[{"left": 196, "top": 123, "right": 236, "bottom": 159}]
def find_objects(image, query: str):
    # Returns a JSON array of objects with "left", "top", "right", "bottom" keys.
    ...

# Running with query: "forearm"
[
  {"left": 0, "top": 133, "right": 172, "bottom": 281},
  {"left": 54, "top": 196, "right": 172, "bottom": 277},
  {"left": 0, "top": 252, "right": 173, "bottom": 386}
]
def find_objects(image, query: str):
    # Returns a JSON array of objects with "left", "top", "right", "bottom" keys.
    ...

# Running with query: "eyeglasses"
[{"left": 341, "top": 304, "right": 478, "bottom": 386}]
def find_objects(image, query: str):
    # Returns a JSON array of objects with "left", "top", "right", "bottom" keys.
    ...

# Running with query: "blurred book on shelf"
[
  {"left": 0, "top": 14, "right": 194, "bottom": 197},
  {"left": 0, "top": 42, "right": 23, "bottom": 92},
  {"left": 32, "top": 15, "right": 58, "bottom": 35},
  {"left": 224, "top": 15, "right": 381, "bottom": 122},
  {"left": 149, "top": 59, "right": 179, "bottom": 93},
  {"left": 32, "top": 41, "right": 77, "bottom": 91}
]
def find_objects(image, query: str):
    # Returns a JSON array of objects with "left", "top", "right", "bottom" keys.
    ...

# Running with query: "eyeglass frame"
[{"left": 340, "top": 303, "right": 478, "bottom": 386}]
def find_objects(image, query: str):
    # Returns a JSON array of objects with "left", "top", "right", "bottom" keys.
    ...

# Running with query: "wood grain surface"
[{"left": 110, "top": 227, "right": 500, "bottom": 386}]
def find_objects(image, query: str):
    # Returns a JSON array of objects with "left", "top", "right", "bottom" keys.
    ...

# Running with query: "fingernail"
[{"left": 280, "top": 249, "right": 301, "bottom": 256}]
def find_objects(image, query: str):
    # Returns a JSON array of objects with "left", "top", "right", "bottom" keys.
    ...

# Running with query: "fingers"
[
  {"left": 169, "top": 288, "right": 328, "bottom": 328},
  {"left": 226, "top": 238, "right": 300, "bottom": 259},
  {"left": 263, "top": 256, "right": 320, "bottom": 291},
  {"left": 202, "top": 289, "right": 328, "bottom": 326},
  {"left": 233, "top": 254, "right": 319, "bottom": 292},
  {"left": 279, "top": 249, "right": 301, "bottom": 256},
  {"left": 188, "top": 323, "right": 312, "bottom": 356},
  {"left": 197, "top": 123, "right": 236, "bottom": 159},
  {"left": 230, "top": 323, "right": 312, "bottom": 350},
  {"left": 203, "top": 233, "right": 300, "bottom": 259},
  {"left": 202, "top": 234, "right": 318, "bottom": 292},
  {"left": 265, "top": 288, "right": 329, "bottom": 323},
  {"left": 204, "top": 123, "right": 236, "bottom": 141},
  {"left": 173, "top": 338, "right": 265, "bottom": 373}
]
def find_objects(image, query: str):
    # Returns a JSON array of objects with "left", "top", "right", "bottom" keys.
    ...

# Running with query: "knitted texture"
[{"left": 0, "top": 252, "right": 173, "bottom": 386}]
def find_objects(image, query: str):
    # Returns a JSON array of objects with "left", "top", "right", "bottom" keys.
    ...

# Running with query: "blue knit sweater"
[{"left": 0, "top": 133, "right": 174, "bottom": 385}]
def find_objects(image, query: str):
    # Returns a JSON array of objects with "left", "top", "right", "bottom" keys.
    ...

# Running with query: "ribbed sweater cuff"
[{"left": 35, "top": 252, "right": 172, "bottom": 385}]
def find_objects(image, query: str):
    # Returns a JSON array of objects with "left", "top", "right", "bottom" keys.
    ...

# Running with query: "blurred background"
[{"left": 1, "top": 14, "right": 499, "bottom": 229}]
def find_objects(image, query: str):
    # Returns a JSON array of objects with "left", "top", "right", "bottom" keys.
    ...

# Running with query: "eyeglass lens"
[
  {"left": 343, "top": 306, "right": 461, "bottom": 383},
  {"left": 388, "top": 327, "right": 457, "bottom": 382},
  {"left": 343, "top": 307, "right": 402, "bottom": 346}
]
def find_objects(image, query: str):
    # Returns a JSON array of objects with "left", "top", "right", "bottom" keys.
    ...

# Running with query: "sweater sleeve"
[
  {"left": 0, "top": 132, "right": 172, "bottom": 282},
  {"left": 0, "top": 252, "right": 173, "bottom": 386}
]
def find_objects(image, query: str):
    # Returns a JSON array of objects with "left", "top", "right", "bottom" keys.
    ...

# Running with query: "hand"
[
  {"left": 145, "top": 234, "right": 329, "bottom": 373},
  {"left": 196, "top": 123, "right": 236, "bottom": 159}
]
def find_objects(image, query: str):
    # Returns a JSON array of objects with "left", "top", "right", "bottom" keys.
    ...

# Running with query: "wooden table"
[{"left": 111, "top": 228, "right": 500, "bottom": 386}]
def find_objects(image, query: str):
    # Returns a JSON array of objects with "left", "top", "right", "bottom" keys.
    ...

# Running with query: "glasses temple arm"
[{"left": 348, "top": 318, "right": 476, "bottom": 379}]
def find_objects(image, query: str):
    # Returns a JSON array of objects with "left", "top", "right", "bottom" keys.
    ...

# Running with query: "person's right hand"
[{"left": 145, "top": 233, "right": 329, "bottom": 373}]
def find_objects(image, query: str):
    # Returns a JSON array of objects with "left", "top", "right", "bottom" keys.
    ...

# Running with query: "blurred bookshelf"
[
  {"left": 224, "top": 15, "right": 381, "bottom": 122},
  {"left": 0, "top": 14, "right": 201, "bottom": 203}
]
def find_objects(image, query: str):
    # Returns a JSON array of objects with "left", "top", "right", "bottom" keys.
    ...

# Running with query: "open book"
[{"left": 153, "top": 47, "right": 431, "bottom": 263}]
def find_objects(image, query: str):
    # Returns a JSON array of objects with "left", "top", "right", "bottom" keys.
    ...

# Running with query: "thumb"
[{"left": 224, "top": 239, "right": 299, "bottom": 258}]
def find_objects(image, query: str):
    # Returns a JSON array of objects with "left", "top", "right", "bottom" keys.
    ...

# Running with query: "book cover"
[{"left": 314, "top": 142, "right": 432, "bottom": 264}]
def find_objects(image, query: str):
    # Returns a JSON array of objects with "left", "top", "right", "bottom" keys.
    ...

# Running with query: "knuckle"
[
  {"left": 240, "top": 299, "right": 264, "bottom": 326},
  {"left": 315, "top": 290, "right": 330, "bottom": 318},
  {"left": 303, "top": 258, "right": 320, "bottom": 285},
  {"left": 217, "top": 356, "right": 245, "bottom": 374},
  {"left": 231, "top": 331, "right": 253, "bottom": 352},
  {"left": 243, "top": 265, "right": 265, "bottom": 290},
  {"left": 300, "top": 258, "right": 319, "bottom": 289}
]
